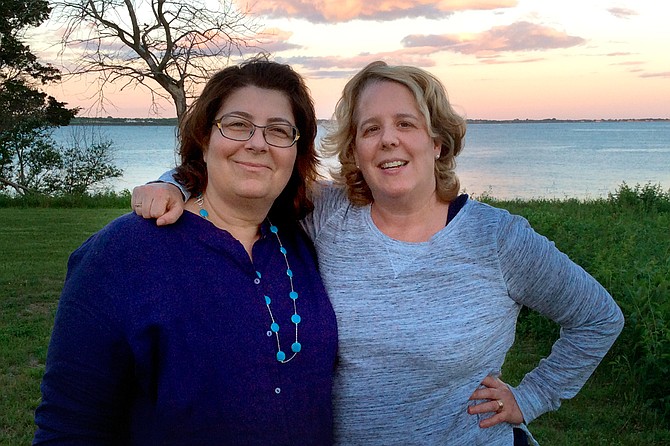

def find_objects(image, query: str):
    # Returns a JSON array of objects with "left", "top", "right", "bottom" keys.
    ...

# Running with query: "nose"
[
  {"left": 245, "top": 127, "right": 268, "bottom": 152},
  {"left": 380, "top": 126, "right": 399, "bottom": 149}
]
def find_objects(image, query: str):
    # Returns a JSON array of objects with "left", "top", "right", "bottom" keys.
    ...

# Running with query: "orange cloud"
[
  {"left": 238, "top": 0, "right": 517, "bottom": 23},
  {"left": 402, "top": 21, "right": 585, "bottom": 56},
  {"left": 254, "top": 28, "right": 303, "bottom": 53}
]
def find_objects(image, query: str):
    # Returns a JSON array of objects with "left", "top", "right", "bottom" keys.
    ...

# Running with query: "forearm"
[
  {"left": 511, "top": 297, "right": 624, "bottom": 423},
  {"left": 34, "top": 285, "right": 132, "bottom": 443},
  {"left": 157, "top": 169, "right": 189, "bottom": 201},
  {"left": 499, "top": 214, "right": 624, "bottom": 423}
]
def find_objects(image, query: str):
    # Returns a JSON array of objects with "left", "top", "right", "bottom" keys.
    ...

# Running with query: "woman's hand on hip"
[{"left": 467, "top": 374, "right": 525, "bottom": 428}]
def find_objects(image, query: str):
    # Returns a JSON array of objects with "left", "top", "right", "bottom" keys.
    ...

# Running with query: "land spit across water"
[{"left": 70, "top": 117, "right": 670, "bottom": 126}]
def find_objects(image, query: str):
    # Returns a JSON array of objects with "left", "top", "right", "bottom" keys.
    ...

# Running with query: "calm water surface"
[{"left": 51, "top": 121, "right": 670, "bottom": 200}]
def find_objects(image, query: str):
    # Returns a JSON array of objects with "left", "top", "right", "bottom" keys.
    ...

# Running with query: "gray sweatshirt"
[{"left": 301, "top": 183, "right": 624, "bottom": 445}]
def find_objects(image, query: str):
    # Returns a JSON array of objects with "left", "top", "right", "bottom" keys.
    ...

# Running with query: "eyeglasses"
[{"left": 213, "top": 115, "right": 300, "bottom": 148}]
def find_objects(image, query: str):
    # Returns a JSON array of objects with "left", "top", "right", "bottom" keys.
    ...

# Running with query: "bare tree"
[{"left": 52, "top": 0, "right": 261, "bottom": 119}]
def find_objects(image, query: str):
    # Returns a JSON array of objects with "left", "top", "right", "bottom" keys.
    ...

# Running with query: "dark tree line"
[
  {"left": 0, "top": 0, "right": 121, "bottom": 195},
  {"left": 1, "top": 0, "right": 262, "bottom": 195}
]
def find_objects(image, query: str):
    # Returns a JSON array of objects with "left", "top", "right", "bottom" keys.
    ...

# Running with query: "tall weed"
[{"left": 503, "top": 183, "right": 670, "bottom": 421}]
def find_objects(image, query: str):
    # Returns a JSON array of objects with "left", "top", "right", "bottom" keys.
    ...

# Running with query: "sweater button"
[{"left": 274, "top": 387, "right": 281, "bottom": 394}]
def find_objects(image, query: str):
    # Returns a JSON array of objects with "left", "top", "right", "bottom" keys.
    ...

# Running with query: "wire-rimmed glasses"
[{"left": 213, "top": 114, "right": 300, "bottom": 148}]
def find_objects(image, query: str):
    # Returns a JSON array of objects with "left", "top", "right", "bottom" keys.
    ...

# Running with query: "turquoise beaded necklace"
[{"left": 196, "top": 194, "right": 302, "bottom": 363}]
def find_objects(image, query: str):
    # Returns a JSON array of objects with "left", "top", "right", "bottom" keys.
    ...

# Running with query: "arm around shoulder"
[{"left": 131, "top": 169, "right": 187, "bottom": 226}]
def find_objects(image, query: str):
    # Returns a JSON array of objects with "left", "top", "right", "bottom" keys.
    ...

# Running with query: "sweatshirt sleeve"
[
  {"left": 496, "top": 212, "right": 624, "bottom": 424},
  {"left": 300, "top": 182, "right": 349, "bottom": 242},
  {"left": 156, "top": 169, "right": 190, "bottom": 201},
  {"left": 33, "top": 241, "right": 134, "bottom": 444}
]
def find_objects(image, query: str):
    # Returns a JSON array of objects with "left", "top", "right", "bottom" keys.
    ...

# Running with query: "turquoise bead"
[
  {"left": 199, "top": 209, "right": 209, "bottom": 219},
  {"left": 258, "top": 219, "right": 303, "bottom": 362}
]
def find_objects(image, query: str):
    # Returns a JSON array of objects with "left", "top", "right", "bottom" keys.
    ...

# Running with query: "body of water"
[{"left": 51, "top": 121, "right": 670, "bottom": 200}]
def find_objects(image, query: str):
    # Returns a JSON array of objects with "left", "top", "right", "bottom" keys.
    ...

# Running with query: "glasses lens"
[
  {"left": 264, "top": 124, "right": 297, "bottom": 147},
  {"left": 216, "top": 115, "right": 298, "bottom": 147},
  {"left": 219, "top": 116, "right": 254, "bottom": 141}
]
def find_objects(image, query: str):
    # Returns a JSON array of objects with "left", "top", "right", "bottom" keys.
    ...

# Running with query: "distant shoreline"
[{"left": 69, "top": 117, "right": 670, "bottom": 126}]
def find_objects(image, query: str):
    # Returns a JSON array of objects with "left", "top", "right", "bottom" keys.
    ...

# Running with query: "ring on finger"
[{"left": 495, "top": 399, "right": 504, "bottom": 412}]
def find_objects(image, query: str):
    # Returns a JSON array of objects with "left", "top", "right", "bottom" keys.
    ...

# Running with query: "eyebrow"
[
  {"left": 358, "top": 112, "right": 420, "bottom": 127},
  {"left": 224, "top": 111, "right": 294, "bottom": 126}
]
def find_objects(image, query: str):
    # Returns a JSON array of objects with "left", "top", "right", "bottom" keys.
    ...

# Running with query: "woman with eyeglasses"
[{"left": 33, "top": 58, "right": 338, "bottom": 445}]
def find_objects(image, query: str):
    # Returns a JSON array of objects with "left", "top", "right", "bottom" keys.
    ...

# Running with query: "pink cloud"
[
  {"left": 640, "top": 71, "right": 670, "bottom": 78},
  {"left": 607, "top": 7, "right": 638, "bottom": 19},
  {"left": 477, "top": 56, "right": 545, "bottom": 65},
  {"left": 614, "top": 61, "right": 644, "bottom": 66},
  {"left": 239, "top": 0, "right": 517, "bottom": 23},
  {"left": 402, "top": 21, "right": 585, "bottom": 56},
  {"left": 278, "top": 48, "right": 439, "bottom": 78},
  {"left": 253, "top": 28, "right": 303, "bottom": 53}
]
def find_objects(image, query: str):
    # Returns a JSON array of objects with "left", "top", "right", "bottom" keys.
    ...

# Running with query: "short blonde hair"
[{"left": 322, "top": 61, "right": 466, "bottom": 205}]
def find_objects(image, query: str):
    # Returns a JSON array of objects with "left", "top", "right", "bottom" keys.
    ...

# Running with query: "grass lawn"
[
  {"left": 0, "top": 208, "right": 127, "bottom": 444},
  {"left": 1, "top": 200, "right": 669, "bottom": 445}
]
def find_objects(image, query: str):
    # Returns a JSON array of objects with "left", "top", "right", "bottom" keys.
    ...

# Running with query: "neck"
[
  {"left": 371, "top": 193, "right": 450, "bottom": 242},
  {"left": 187, "top": 193, "right": 269, "bottom": 257}
]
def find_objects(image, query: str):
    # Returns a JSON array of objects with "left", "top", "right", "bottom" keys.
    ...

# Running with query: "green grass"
[
  {"left": 1, "top": 184, "right": 669, "bottom": 444},
  {"left": 0, "top": 207, "right": 129, "bottom": 445}
]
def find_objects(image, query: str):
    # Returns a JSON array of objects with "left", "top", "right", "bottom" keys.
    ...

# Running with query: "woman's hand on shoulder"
[
  {"left": 467, "top": 374, "right": 525, "bottom": 428},
  {"left": 131, "top": 183, "right": 185, "bottom": 226}
]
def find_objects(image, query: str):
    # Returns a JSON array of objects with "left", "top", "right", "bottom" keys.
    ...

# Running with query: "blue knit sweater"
[{"left": 34, "top": 212, "right": 337, "bottom": 445}]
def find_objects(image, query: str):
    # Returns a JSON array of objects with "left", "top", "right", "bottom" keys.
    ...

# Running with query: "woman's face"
[
  {"left": 203, "top": 85, "right": 297, "bottom": 210},
  {"left": 353, "top": 80, "right": 441, "bottom": 205}
]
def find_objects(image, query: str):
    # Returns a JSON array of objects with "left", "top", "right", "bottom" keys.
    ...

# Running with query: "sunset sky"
[{"left": 33, "top": 0, "right": 670, "bottom": 120}]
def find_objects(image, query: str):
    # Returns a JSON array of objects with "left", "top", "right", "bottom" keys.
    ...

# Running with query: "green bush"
[
  {"left": 0, "top": 190, "right": 131, "bottom": 208},
  {"left": 499, "top": 183, "right": 670, "bottom": 421}
]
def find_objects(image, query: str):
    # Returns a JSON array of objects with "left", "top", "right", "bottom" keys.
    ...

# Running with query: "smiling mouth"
[
  {"left": 237, "top": 160, "right": 270, "bottom": 170},
  {"left": 379, "top": 160, "right": 408, "bottom": 169}
]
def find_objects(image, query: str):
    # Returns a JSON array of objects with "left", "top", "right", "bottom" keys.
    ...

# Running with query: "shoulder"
[
  {"left": 449, "top": 200, "right": 538, "bottom": 252},
  {"left": 302, "top": 181, "right": 353, "bottom": 239},
  {"left": 78, "top": 213, "right": 166, "bottom": 252},
  {"left": 69, "top": 212, "right": 196, "bottom": 270},
  {"left": 458, "top": 199, "right": 518, "bottom": 228},
  {"left": 311, "top": 181, "right": 349, "bottom": 208}
]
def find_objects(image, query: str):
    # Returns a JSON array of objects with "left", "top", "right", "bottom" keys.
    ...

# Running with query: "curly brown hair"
[{"left": 322, "top": 61, "right": 466, "bottom": 205}]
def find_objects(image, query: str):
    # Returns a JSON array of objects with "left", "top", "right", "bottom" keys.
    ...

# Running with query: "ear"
[
  {"left": 433, "top": 139, "right": 442, "bottom": 160},
  {"left": 201, "top": 142, "right": 210, "bottom": 164}
]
